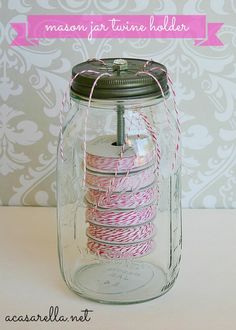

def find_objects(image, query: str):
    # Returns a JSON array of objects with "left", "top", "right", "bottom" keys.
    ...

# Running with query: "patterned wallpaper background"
[{"left": 0, "top": 0, "right": 236, "bottom": 208}]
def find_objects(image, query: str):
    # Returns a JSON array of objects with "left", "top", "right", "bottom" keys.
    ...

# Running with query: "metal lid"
[{"left": 71, "top": 58, "right": 168, "bottom": 100}]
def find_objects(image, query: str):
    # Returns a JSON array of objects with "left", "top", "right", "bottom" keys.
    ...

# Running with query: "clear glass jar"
[{"left": 57, "top": 58, "right": 182, "bottom": 304}]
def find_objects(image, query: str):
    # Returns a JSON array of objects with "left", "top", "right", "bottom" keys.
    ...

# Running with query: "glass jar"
[{"left": 57, "top": 58, "right": 182, "bottom": 304}]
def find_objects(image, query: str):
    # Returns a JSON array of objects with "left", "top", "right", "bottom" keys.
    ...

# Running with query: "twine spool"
[
  {"left": 86, "top": 135, "right": 154, "bottom": 173},
  {"left": 87, "top": 222, "right": 155, "bottom": 244},
  {"left": 86, "top": 203, "right": 156, "bottom": 227},
  {"left": 85, "top": 133, "right": 158, "bottom": 257},
  {"left": 87, "top": 238, "right": 154, "bottom": 259},
  {"left": 85, "top": 164, "right": 155, "bottom": 192},
  {"left": 86, "top": 184, "right": 157, "bottom": 209}
]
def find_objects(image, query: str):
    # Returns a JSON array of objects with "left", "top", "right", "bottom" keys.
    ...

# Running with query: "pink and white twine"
[{"left": 86, "top": 203, "right": 156, "bottom": 227}]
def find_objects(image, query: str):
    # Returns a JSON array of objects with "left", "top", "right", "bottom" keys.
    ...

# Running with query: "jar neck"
[{"left": 71, "top": 93, "right": 169, "bottom": 110}]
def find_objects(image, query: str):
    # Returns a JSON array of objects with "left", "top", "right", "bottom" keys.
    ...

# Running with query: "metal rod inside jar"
[{"left": 116, "top": 104, "right": 125, "bottom": 146}]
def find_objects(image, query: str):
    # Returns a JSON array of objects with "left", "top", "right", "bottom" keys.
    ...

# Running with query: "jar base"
[{"left": 70, "top": 261, "right": 173, "bottom": 304}]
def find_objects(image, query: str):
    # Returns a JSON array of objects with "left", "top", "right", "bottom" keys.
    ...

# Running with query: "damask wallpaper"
[{"left": 0, "top": 0, "right": 235, "bottom": 208}]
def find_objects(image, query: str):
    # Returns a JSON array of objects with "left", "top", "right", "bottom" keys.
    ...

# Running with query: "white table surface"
[{"left": 0, "top": 207, "right": 236, "bottom": 330}]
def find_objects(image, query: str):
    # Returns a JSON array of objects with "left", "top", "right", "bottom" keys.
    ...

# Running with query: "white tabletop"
[{"left": 0, "top": 207, "right": 236, "bottom": 330}]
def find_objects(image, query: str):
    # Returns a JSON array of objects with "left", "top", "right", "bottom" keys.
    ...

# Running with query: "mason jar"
[{"left": 57, "top": 58, "right": 182, "bottom": 304}]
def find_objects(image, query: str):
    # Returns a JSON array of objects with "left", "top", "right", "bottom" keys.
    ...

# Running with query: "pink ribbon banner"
[{"left": 11, "top": 15, "right": 224, "bottom": 46}]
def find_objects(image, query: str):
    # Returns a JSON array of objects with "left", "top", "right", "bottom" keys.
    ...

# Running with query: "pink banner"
[{"left": 11, "top": 15, "right": 223, "bottom": 46}]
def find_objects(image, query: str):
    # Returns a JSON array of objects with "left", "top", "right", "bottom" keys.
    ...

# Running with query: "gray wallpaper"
[{"left": 0, "top": 0, "right": 236, "bottom": 208}]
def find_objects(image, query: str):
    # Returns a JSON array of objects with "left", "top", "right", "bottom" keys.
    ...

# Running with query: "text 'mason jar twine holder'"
[{"left": 57, "top": 58, "right": 182, "bottom": 304}]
